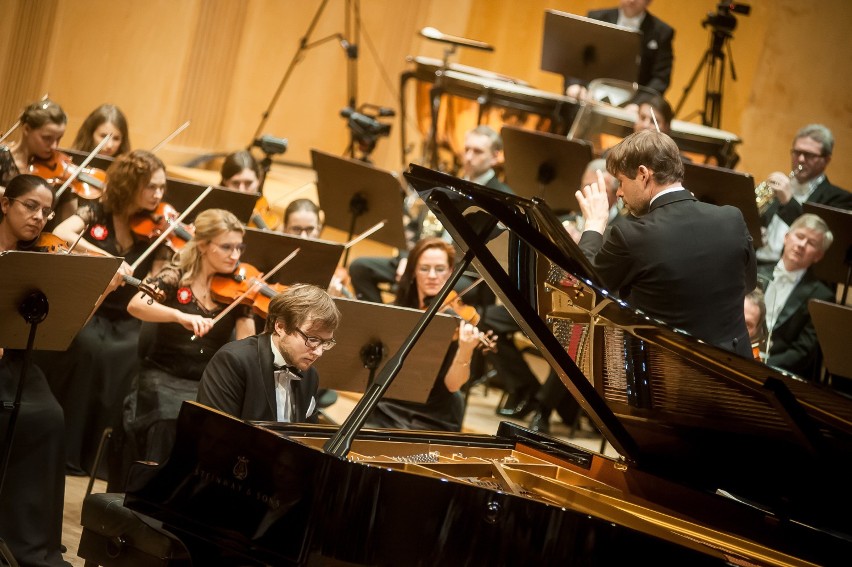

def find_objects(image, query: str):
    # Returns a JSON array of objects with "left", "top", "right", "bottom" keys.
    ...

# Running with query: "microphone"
[
  {"left": 340, "top": 107, "right": 387, "bottom": 134},
  {"left": 419, "top": 27, "right": 494, "bottom": 52},
  {"left": 252, "top": 134, "right": 288, "bottom": 155}
]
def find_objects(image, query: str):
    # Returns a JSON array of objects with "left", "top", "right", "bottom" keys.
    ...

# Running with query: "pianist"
[
  {"left": 575, "top": 130, "right": 756, "bottom": 358},
  {"left": 197, "top": 284, "right": 341, "bottom": 422}
]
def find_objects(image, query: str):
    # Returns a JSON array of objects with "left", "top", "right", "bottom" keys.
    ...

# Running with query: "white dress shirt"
[
  {"left": 764, "top": 261, "right": 806, "bottom": 332},
  {"left": 269, "top": 335, "right": 313, "bottom": 422}
]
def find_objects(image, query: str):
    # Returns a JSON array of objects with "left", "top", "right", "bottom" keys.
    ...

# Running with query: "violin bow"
[
  {"left": 344, "top": 219, "right": 386, "bottom": 249},
  {"left": 54, "top": 134, "right": 113, "bottom": 200},
  {"left": 150, "top": 121, "right": 191, "bottom": 154},
  {"left": 0, "top": 93, "right": 49, "bottom": 145},
  {"left": 440, "top": 276, "right": 485, "bottom": 310},
  {"left": 190, "top": 247, "right": 301, "bottom": 341},
  {"left": 129, "top": 186, "right": 213, "bottom": 272}
]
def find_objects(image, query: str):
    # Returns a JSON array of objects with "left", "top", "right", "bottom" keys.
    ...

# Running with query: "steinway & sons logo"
[{"left": 193, "top": 456, "right": 280, "bottom": 509}]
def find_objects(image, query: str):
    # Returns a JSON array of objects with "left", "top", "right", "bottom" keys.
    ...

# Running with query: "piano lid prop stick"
[
  {"left": 344, "top": 219, "right": 386, "bottom": 249},
  {"left": 129, "top": 186, "right": 213, "bottom": 271},
  {"left": 190, "top": 247, "right": 300, "bottom": 341},
  {"left": 151, "top": 121, "right": 191, "bottom": 154},
  {"left": 54, "top": 134, "right": 113, "bottom": 200}
]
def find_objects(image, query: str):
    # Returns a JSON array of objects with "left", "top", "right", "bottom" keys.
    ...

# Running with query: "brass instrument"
[{"left": 755, "top": 165, "right": 802, "bottom": 214}]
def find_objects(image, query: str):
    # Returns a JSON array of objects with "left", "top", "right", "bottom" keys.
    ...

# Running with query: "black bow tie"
[{"left": 274, "top": 364, "right": 303, "bottom": 378}]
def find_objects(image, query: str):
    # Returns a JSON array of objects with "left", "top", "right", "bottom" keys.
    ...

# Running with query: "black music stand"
[
  {"left": 313, "top": 297, "right": 458, "bottom": 403},
  {"left": 809, "top": 299, "right": 852, "bottom": 382},
  {"left": 502, "top": 125, "right": 593, "bottom": 214},
  {"left": 803, "top": 202, "right": 852, "bottom": 303},
  {"left": 0, "top": 251, "right": 120, "bottom": 497},
  {"left": 540, "top": 10, "right": 642, "bottom": 89},
  {"left": 165, "top": 178, "right": 257, "bottom": 225},
  {"left": 682, "top": 162, "right": 762, "bottom": 245},
  {"left": 311, "top": 149, "right": 407, "bottom": 260},
  {"left": 240, "top": 228, "right": 344, "bottom": 289}
]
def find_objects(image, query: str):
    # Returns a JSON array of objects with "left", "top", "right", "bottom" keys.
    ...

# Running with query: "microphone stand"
[{"left": 249, "top": 0, "right": 361, "bottom": 146}]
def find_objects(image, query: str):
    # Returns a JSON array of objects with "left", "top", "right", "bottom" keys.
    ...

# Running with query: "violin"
[
  {"left": 248, "top": 196, "right": 283, "bottom": 231},
  {"left": 28, "top": 150, "right": 106, "bottom": 200},
  {"left": 32, "top": 233, "right": 165, "bottom": 303},
  {"left": 211, "top": 261, "right": 288, "bottom": 318},
  {"left": 130, "top": 202, "right": 195, "bottom": 252},
  {"left": 426, "top": 290, "right": 495, "bottom": 350}
]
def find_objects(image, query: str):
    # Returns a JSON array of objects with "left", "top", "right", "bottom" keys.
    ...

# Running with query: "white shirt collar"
[
  {"left": 617, "top": 10, "right": 646, "bottom": 30},
  {"left": 649, "top": 186, "right": 686, "bottom": 206},
  {"left": 791, "top": 174, "right": 824, "bottom": 204},
  {"left": 468, "top": 168, "right": 496, "bottom": 186}
]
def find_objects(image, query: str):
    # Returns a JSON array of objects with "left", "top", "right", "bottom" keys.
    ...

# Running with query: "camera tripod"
[{"left": 674, "top": 23, "right": 738, "bottom": 128}]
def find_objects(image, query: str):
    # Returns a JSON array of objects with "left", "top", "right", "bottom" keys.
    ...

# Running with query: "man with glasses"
[
  {"left": 758, "top": 124, "right": 852, "bottom": 270},
  {"left": 198, "top": 284, "right": 341, "bottom": 422}
]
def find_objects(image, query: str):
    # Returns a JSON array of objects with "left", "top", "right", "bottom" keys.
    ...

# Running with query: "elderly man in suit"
[
  {"left": 566, "top": 0, "right": 674, "bottom": 99},
  {"left": 758, "top": 124, "right": 852, "bottom": 272},
  {"left": 198, "top": 284, "right": 341, "bottom": 422},
  {"left": 763, "top": 214, "right": 835, "bottom": 380},
  {"left": 575, "top": 130, "right": 756, "bottom": 357}
]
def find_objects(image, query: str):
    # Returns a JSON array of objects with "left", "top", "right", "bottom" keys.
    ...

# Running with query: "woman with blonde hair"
[{"left": 112, "top": 208, "right": 255, "bottom": 490}]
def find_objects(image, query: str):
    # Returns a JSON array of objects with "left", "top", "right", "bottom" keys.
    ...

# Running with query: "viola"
[
  {"left": 211, "top": 261, "right": 288, "bottom": 318},
  {"left": 130, "top": 202, "right": 195, "bottom": 252},
  {"left": 28, "top": 150, "right": 106, "bottom": 200},
  {"left": 32, "top": 232, "right": 165, "bottom": 303},
  {"left": 248, "top": 196, "right": 283, "bottom": 231}
]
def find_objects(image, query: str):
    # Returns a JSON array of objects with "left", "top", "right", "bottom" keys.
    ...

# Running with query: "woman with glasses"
[
  {"left": 0, "top": 174, "right": 70, "bottom": 566},
  {"left": 365, "top": 236, "right": 486, "bottom": 432},
  {"left": 39, "top": 150, "right": 169, "bottom": 477},
  {"left": 111, "top": 208, "right": 256, "bottom": 490}
]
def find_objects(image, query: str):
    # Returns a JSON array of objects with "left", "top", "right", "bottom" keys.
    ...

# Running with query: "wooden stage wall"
[{"left": 1, "top": 0, "right": 850, "bottom": 190}]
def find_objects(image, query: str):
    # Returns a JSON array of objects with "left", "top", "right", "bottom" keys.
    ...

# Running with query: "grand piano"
[{"left": 122, "top": 166, "right": 852, "bottom": 566}]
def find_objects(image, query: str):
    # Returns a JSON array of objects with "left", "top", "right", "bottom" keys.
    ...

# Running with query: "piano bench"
[{"left": 78, "top": 492, "right": 190, "bottom": 567}]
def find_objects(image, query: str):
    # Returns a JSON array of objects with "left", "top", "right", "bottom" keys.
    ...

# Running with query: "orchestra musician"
[
  {"left": 282, "top": 198, "right": 322, "bottom": 238},
  {"left": 112, "top": 208, "right": 255, "bottom": 491},
  {"left": 39, "top": 150, "right": 169, "bottom": 477},
  {"left": 198, "top": 284, "right": 340, "bottom": 422},
  {"left": 576, "top": 130, "right": 756, "bottom": 358},
  {"left": 744, "top": 287, "right": 767, "bottom": 361},
  {"left": 0, "top": 99, "right": 67, "bottom": 190},
  {"left": 565, "top": 0, "right": 674, "bottom": 101},
  {"left": 0, "top": 174, "right": 70, "bottom": 567},
  {"left": 219, "top": 150, "right": 260, "bottom": 194},
  {"left": 757, "top": 124, "right": 852, "bottom": 272},
  {"left": 71, "top": 103, "right": 131, "bottom": 158},
  {"left": 365, "top": 237, "right": 486, "bottom": 432}
]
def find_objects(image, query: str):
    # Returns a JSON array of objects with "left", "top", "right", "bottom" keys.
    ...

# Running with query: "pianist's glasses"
[{"left": 294, "top": 327, "right": 336, "bottom": 351}]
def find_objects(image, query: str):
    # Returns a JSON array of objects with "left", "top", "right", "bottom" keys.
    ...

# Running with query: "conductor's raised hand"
[{"left": 574, "top": 169, "right": 610, "bottom": 235}]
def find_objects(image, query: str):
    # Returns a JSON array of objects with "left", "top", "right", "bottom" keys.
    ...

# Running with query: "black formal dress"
[
  {"left": 197, "top": 333, "right": 319, "bottom": 423},
  {"left": 579, "top": 189, "right": 756, "bottom": 358},
  {"left": 36, "top": 201, "right": 161, "bottom": 477}
]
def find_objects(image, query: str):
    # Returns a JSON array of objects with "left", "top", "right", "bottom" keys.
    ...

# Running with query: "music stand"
[
  {"left": 540, "top": 10, "right": 642, "bottom": 89},
  {"left": 165, "top": 178, "right": 257, "bottom": 225},
  {"left": 809, "top": 299, "right": 852, "bottom": 381},
  {"left": 313, "top": 297, "right": 458, "bottom": 403},
  {"left": 240, "top": 228, "right": 344, "bottom": 288},
  {"left": 0, "top": 251, "right": 120, "bottom": 497},
  {"left": 311, "top": 149, "right": 407, "bottom": 257},
  {"left": 682, "top": 162, "right": 762, "bottom": 245},
  {"left": 502, "top": 125, "right": 593, "bottom": 214},
  {"left": 803, "top": 202, "right": 852, "bottom": 303}
]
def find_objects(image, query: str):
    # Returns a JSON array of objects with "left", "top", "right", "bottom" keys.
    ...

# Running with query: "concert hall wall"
[{"left": 0, "top": 0, "right": 849, "bottom": 191}]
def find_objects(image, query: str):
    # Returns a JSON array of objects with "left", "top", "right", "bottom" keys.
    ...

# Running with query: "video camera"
[
  {"left": 252, "top": 134, "right": 288, "bottom": 156},
  {"left": 703, "top": 2, "right": 750, "bottom": 35}
]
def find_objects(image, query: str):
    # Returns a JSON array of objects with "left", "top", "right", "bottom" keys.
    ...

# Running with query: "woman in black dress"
[
  {"left": 45, "top": 149, "right": 169, "bottom": 476},
  {"left": 365, "top": 237, "right": 485, "bottom": 432},
  {"left": 0, "top": 174, "right": 70, "bottom": 566},
  {"left": 114, "top": 208, "right": 255, "bottom": 489}
]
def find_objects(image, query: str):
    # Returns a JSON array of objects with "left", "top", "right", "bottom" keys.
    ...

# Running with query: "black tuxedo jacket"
[
  {"left": 579, "top": 189, "right": 756, "bottom": 357},
  {"left": 762, "top": 176, "right": 852, "bottom": 227},
  {"left": 198, "top": 333, "right": 319, "bottom": 422},
  {"left": 766, "top": 269, "right": 835, "bottom": 380},
  {"left": 583, "top": 8, "right": 675, "bottom": 95}
]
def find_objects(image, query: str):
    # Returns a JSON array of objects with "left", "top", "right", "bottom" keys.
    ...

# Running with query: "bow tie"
[
  {"left": 274, "top": 364, "right": 303, "bottom": 378},
  {"left": 772, "top": 264, "right": 798, "bottom": 285}
]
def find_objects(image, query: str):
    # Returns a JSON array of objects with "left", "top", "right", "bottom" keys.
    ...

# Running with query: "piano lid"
[{"left": 403, "top": 164, "right": 852, "bottom": 523}]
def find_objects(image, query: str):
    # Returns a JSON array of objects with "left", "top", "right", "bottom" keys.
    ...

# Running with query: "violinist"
[
  {"left": 0, "top": 174, "right": 70, "bottom": 566},
  {"left": 220, "top": 150, "right": 283, "bottom": 231},
  {"left": 39, "top": 150, "right": 169, "bottom": 477},
  {"left": 71, "top": 103, "right": 131, "bottom": 158},
  {"left": 0, "top": 99, "right": 67, "bottom": 190},
  {"left": 364, "top": 237, "right": 486, "bottom": 432},
  {"left": 112, "top": 208, "right": 255, "bottom": 491}
]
